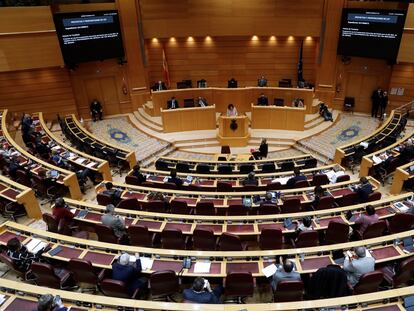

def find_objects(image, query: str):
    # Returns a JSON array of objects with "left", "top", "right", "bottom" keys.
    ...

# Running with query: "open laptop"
[{"left": 403, "top": 237, "right": 414, "bottom": 252}]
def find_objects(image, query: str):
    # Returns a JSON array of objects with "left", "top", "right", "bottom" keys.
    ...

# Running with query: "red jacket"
[{"left": 52, "top": 207, "right": 74, "bottom": 223}]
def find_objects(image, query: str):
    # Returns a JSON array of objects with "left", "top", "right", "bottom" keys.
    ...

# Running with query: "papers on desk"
[
  {"left": 0, "top": 294, "right": 6, "bottom": 306},
  {"left": 163, "top": 176, "right": 169, "bottom": 183},
  {"left": 372, "top": 155, "right": 383, "bottom": 165},
  {"left": 86, "top": 162, "right": 97, "bottom": 168},
  {"left": 272, "top": 176, "right": 291, "bottom": 185},
  {"left": 75, "top": 157, "right": 86, "bottom": 164},
  {"left": 70, "top": 208, "right": 77, "bottom": 214},
  {"left": 26, "top": 238, "right": 47, "bottom": 254},
  {"left": 140, "top": 257, "right": 154, "bottom": 270},
  {"left": 51, "top": 145, "right": 61, "bottom": 151},
  {"left": 394, "top": 201, "right": 409, "bottom": 213},
  {"left": 360, "top": 141, "right": 369, "bottom": 149},
  {"left": 193, "top": 261, "right": 211, "bottom": 273},
  {"left": 262, "top": 263, "right": 277, "bottom": 278}
]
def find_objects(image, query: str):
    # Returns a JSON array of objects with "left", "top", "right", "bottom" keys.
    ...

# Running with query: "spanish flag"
[{"left": 162, "top": 48, "right": 171, "bottom": 88}]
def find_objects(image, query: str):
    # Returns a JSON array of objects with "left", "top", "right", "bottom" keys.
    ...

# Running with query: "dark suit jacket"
[
  {"left": 168, "top": 176, "right": 183, "bottom": 187},
  {"left": 153, "top": 82, "right": 167, "bottom": 91},
  {"left": 371, "top": 90, "right": 382, "bottom": 106},
  {"left": 112, "top": 260, "right": 144, "bottom": 295},
  {"left": 400, "top": 145, "right": 414, "bottom": 163},
  {"left": 228, "top": 79, "right": 237, "bottom": 88},
  {"left": 167, "top": 99, "right": 179, "bottom": 109},
  {"left": 257, "top": 96, "right": 268, "bottom": 106},
  {"left": 286, "top": 175, "right": 307, "bottom": 188},
  {"left": 355, "top": 183, "right": 373, "bottom": 202},
  {"left": 183, "top": 288, "right": 221, "bottom": 304},
  {"left": 133, "top": 171, "right": 147, "bottom": 184}
]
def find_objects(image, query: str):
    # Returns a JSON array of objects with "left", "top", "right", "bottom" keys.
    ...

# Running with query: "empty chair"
[
  {"left": 100, "top": 279, "right": 140, "bottom": 299},
  {"left": 292, "top": 230, "right": 319, "bottom": 247},
  {"left": 217, "top": 181, "right": 232, "bottom": 192},
  {"left": 155, "top": 160, "right": 169, "bottom": 171},
  {"left": 387, "top": 213, "right": 414, "bottom": 233},
  {"left": 336, "top": 175, "right": 350, "bottom": 183},
  {"left": 273, "top": 280, "right": 304, "bottom": 302},
  {"left": 367, "top": 191, "right": 382, "bottom": 202},
  {"left": 58, "top": 218, "right": 88, "bottom": 239},
  {"left": 16, "top": 169, "right": 31, "bottom": 187},
  {"left": 176, "top": 163, "right": 190, "bottom": 173},
  {"left": 95, "top": 224, "right": 120, "bottom": 244},
  {"left": 227, "top": 204, "right": 248, "bottom": 216},
  {"left": 294, "top": 179, "right": 310, "bottom": 188},
  {"left": 221, "top": 145, "right": 231, "bottom": 154},
  {"left": 161, "top": 228, "right": 187, "bottom": 250},
  {"left": 162, "top": 182, "right": 178, "bottom": 190},
  {"left": 144, "top": 201, "right": 168, "bottom": 213},
  {"left": 117, "top": 198, "right": 140, "bottom": 210},
  {"left": 239, "top": 164, "right": 254, "bottom": 174},
  {"left": 257, "top": 203, "right": 279, "bottom": 215},
  {"left": 193, "top": 228, "right": 216, "bottom": 251},
  {"left": 194, "top": 201, "right": 215, "bottom": 216},
  {"left": 170, "top": 199, "right": 192, "bottom": 215},
  {"left": 280, "top": 161, "right": 294, "bottom": 171},
  {"left": 355, "top": 220, "right": 387, "bottom": 240},
  {"left": 196, "top": 164, "right": 211, "bottom": 174},
  {"left": 150, "top": 270, "right": 179, "bottom": 301},
  {"left": 218, "top": 232, "right": 247, "bottom": 251},
  {"left": 224, "top": 272, "right": 254, "bottom": 303},
  {"left": 267, "top": 181, "right": 282, "bottom": 191},
  {"left": 313, "top": 196, "right": 335, "bottom": 210},
  {"left": 336, "top": 192, "right": 358, "bottom": 207},
  {"left": 218, "top": 165, "right": 233, "bottom": 174},
  {"left": 324, "top": 221, "right": 350, "bottom": 244},
  {"left": 261, "top": 163, "right": 276, "bottom": 173},
  {"left": 280, "top": 198, "right": 301, "bottom": 213},
  {"left": 259, "top": 228, "right": 283, "bottom": 250},
  {"left": 128, "top": 225, "right": 154, "bottom": 247},
  {"left": 96, "top": 193, "right": 113, "bottom": 206},
  {"left": 381, "top": 256, "right": 414, "bottom": 288},
  {"left": 42, "top": 213, "right": 59, "bottom": 233},
  {"left": 31, "top": 262, "right": 74, "bottom": 290},
  {"left": 303, "top": 158, "right": 317, "bottom": 169},
  {"left": 353, "top": 271, "right": 384, "bottom": 294},
  {"left": 125, "top": 175, "right": 141, "bottom": 186},
  {"left": 68, "top": 259, "right": 104, "bottom": 291},
  {"left": 312, "top": 174, "right": 329, "bottom": 186},
  {"left": 242, "top": 185, "right": 259, "bottom": 192}
]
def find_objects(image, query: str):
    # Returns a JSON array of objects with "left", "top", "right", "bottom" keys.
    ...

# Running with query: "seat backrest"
[
  {"left": 195, "top": 201, "right": 215, "bottom": 215},
  {"left": 314, "top": 196, "right": 335, "bottom": 210},
  {"left": 117, "top": 198, "right": 140, "bottom": 210},
  {"left": 144, "top": 200, "right": 167, "bottom": 213},
  {"left": 0, "top": 253, "right": 24, "bottom": 276},
  {"left": 193, "top": 228, "right": 216, "bottom": 251},
  {"left": 363, "top": 220, "right": 387, "bottom": 239},
  {"left": 325, "top": 221, "right": 349, "bottom": 244},
  {"left": 100, "top": 279, "right": 130, "bottom": 298},
  {"left": 367, "top": 191, "right": 382, "bottom": 202},
  {"left": 124, "top": 175, "right": 141, "bottom": 186},
  {"left": 68, "top": 259, "right": 97, "bottom": 285},
  {"left": 336, "top": 192, "right": 358, "bottom": 207},
  {"left": 43, "top": 213, "right": 59, "bottom": 233},
  {"left": 388, "top": 213, "right": 414, "bottom": 234},
  {"left": 296, "top": 230, "right": 319, "bottom": 247},
  {"left": 267, "top": 181, "right": 282, "bottom": 191},
  {"left": 31, "top": 262, "right": 61, "bottom": 289},
  {"left": 312, "top": 174, "right": 329, "bottom": 186},
  {"left": 128, "top": 225, "right": 152, "bottom": 247},
  {"left": 218, "top": 165, "right": 233, "bottom": 174},
  {"left": 353, "top": 271, "right": 383, "bottom": 294},
  {"left": 259, "top": 228, "right": 283, "bottom": 250},
  {"left": 96, "top": 193, "right": 113, "bottom": 206},
  {"left": 196, "top": 164, "right": 211, "bottom": 174},
  {"left": 176, "top": 162, "right": 190, "bottom": 173},
  {"left": 294, "top": 179, "right": 309, "bottom": 188},
  {"left": 225, "top": 272, "right": 254, "bottom": 297},
  {"left": 95, "top": 224, "right": 119, "bottom": 244},
  {"left": 303, "top": 158, "right": 317, "bottom": 169},
  {"left": 274, "top": 280, "right": 304, "bottom": 302},
  {"left": 161, "top": 229, "right": 185, "bottom": 249},
  {"left": 336, "top": 175, "right": 350, "bottom": 183},
  {"left": 280, "top": 161, "right": 294, "bottom": 171},
  {"left": 239, "top": 164, "right": 254, "bottom": 174},
  {"left": 393, "top": 256, "right": 414, "bottom": 287},
  {"left": 218, "top": 232, "right": 243, "bottom": 251},
  {"left": 221, "top": 145, "right": 231, "bottom": 154},
  {"left": 281, "top": 198, "right": 301, "bottom": 213},
  {"left": 155, "top": 160, "right": 169, "bottom": 171},
  {"left": 227, "top": 204, "right": 248, "bottom": 216},
  {"left": 258, "top": 203, "right": 279, "bottom": 215},
  {"left": 150, "top": 270, "right": 179, "bottom": 296},
  {"left": 261, "top": 163, "right": 276, "bottom": 173},
  {"left": 217, "top": 181, "right": 232, "bottom": 192},
  {"left": 170, "top": 199, "right": 191, "bottom": 214}
]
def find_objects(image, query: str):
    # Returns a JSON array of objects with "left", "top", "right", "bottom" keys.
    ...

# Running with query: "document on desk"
[
  {"left": 75, "top": 157, "right": 86, "bottom": 164},
  {"left": 0, "top": 294, "right": 6, "bottom": 306},
  {"left": 272, "top": 176, "right": 291, "bottom": 185},
  {"left": 26, "top": 238, "right": 48, "bottom": 254},
  {"left": 262, "top": 263, "right": 277, "bottom": 278},
  {"left": 86, "top": 162, "right": 97, "bottom": 168},
  {"left": 140, "top": 257, "right": 154, "bottom": 270},
  {"left": 372, "top": 155, "right": 383, "bottom": 165},
  {"left": 193, "top": 261, "right": 211, "bottom": 273}
]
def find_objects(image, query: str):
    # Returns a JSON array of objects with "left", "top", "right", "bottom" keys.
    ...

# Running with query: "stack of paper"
[
  {"left": 86, "top": 162, "right": 97, "bottom": 168},
  {"left": 372, "top": 155, "right": 383, "bottom": 165},
  {"left": 0, "top": 294, "right": 6, "bottom": 306},
  {"left": 360, "top": 141, "right": 369, "bottom": 149},
  {"left": 26, "top": 238, "right": 48, "bottom": 254},
  {"left": 193, "top": 261, "right": 211, "bottom": 273},
  {"left": 262, "top": 263, "right": 277, "bottom": 278},
  {"left": 394, "top": 202, "right": 409, "bottom": 212},
  {"left": 140, "top": 257, "right": 154, "bottom": 270},
  {"left": 75, "top": 157, "right": 86, "bottom": 164},
  {"left": 272, "top": 176, "right": 291, "bottom": 185}
]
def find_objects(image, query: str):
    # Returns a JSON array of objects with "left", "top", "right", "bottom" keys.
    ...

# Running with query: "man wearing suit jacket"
[
  {"left": 112, "top": 253, "right": 147, "bottom": 296},
  {"left": 371, "top": 88, "right": 382, "bottom": 118},
  {"left": 353, "top": 176, "right": 373, "bottom": 203},
  {"left": 228, "top": 78, "right": 237, "bottom": 88},
  {"left": 258, "top": 75, "right": 267, "bottom": 87},
  {"left": 183, "top": 277, "right": 222, "bottom": 304},
  {"left": 167, "top": 96, "right": 179, "bottom": 109},
  {"left": 257, "top": 93, "right": 269, "bottom": 106},
  {"left": 153, "top": 80, "right": 167, "bottom": 91}
]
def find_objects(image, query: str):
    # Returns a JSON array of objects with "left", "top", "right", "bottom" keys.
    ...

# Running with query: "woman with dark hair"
[
  {"left": 6, "top": 237, "right": 41, "bottom": 272},
  {"left": 226, "top": 104, "right": 238, "bottom": 117}
]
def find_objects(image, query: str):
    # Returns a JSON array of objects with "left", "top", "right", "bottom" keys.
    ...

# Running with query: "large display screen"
[
  {"left": 337, "top": 9, "right": 406, "bottom": 61},
  {"left": 54, "top": 10, "right": 124, "bottom": 65}
]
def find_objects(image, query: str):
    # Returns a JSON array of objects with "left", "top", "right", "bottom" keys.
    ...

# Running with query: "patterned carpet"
[
  {"left": 299, "top": 114, "right": 380, "bottom": 160},
  {"left": 88, "top": 117, "right": 170, "bottom": 161}
]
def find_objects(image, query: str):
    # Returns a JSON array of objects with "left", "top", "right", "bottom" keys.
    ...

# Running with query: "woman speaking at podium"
[{"left": 226, "top": 104, "right": 238, "bottom": 117}]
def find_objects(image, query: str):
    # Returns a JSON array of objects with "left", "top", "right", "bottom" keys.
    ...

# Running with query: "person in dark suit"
[
  {"left": 227, "top": 78, "right": 237, "bottom": 88},
  {"left": 286, "top": 168, "right": 307, "bottom": 188},
  {"left": 257, "top": 93, "right": 268, "bottom": 106},
  {"left": 371, "top": 88, "right": 382, "bottom": 118},
  {"left": 379, "top": 90, "right": 388, "bottom": 120},
  {"left": 153, "top": 80, "right": 167, "bottom": 91},
  {"left": 353, "top": 177, "right": 373, "bottom": 203},
  {"left": 251, "top": 138, "right": 268, "bottom": 159},
  {"left": 257, "top": 76, "right": 268, "bottom": 87},
  {"left": 167, "top": 169, "right": 183, "bottom": 187},
  {"left": 242, "top": 172, "right": 258, "bottom": 186},
  {"left": 132, "top": 164, "right": 146, "bottom": 184},
  {"left": 35, "top": 294, "right": 68, "bottom": 311},
  {"left": 183, "top": 277, "right": 222, "bottom": 304},
  {"left": 90, "top": 99, "right": 103, "bottom": 122},
  {"left": 399, "top": 140, "right": 414, "bottom": 164},
  {"left": 197, "top": 96, "right": 208, "bottom": 107},
  {"left": 112, "top": 253, "right": 147, "bottom": 296},
  {"left": 167, "top": 96, "right": 179, "bottom": 109},
  {"left": 102, "top": 182, "right": 122, "bottom": 205},
  {"left": 312, "top": 185, "right": 329, "bottom": 209}
]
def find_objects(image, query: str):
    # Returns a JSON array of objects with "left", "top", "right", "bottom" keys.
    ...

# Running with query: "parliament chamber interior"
[{"left": 2, "top": 0, "right": 414, "bottom": 310}]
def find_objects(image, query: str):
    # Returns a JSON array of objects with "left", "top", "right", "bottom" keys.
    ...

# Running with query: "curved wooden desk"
[
  {"left": 1, "top": 110, "right": 82, "bottom": 200},
  {"left": 0, "top": 174, "right": 40, "bottom": 219},
  {"left": 161, "top": 105, "right": 217, "bottom": 132},
  {"left": 0, "top": 278, "right": 409, "bottom": 310},
  {"left": 63, "top": 114, "right": 136, "bottom": 170},
  {"left": 37, "top": 112, "right": 112, "bottom": 181},
  {"left": 151, "top": 86, "right": 314, "bottom": 116},
  {"left": 251, "top": 104, "right": 305, "bottom": 130},
  {"left": 391, "top": 160, "right": 414, "bottom": 195}
]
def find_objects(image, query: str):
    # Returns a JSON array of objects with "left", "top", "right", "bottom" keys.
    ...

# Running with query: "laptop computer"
[
  {"left": 403, "top": 237, "right": 414, "bottom": 252},
  {"left": 283, "top": 218, "right": 295, "bottom": 230}
]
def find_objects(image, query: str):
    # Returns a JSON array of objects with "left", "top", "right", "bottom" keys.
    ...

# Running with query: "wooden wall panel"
[
  {"left": 0, "top": 68, "right": 77, "bottom": 120},
  {"left": 139, "top": 0, "right": 324, "bottom": 38},
  {"left": 388, "top": 63, "right": 414, "bottom": 110},
  {"left": 398, "top": 4, "right": 414, "bottom": 63},
  {"left": 0, "top": 7, "right": 55, "bottom": 33},
  {"left": 146, "top": 36, "right": 317, "bottom": 88}
]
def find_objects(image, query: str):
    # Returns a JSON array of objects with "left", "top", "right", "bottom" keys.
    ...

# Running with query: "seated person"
[
  {"left": 319, "top": 103, "right": 333, "bottom": 121},
  {"left": 102, "top": 182, "right": 122, "bottom": 205},
  {"left": 399, "top": 140, "right": 414, "bottom": 164},
  {"left": 286, "top": 168, "right": 307, "bottom": 188},
  {"left": 242, "top": 172, "right": 258, "bottom": 186},
  {"left": 197, "top": 79, "right": 207, "bottom": 88},
  {"left": 353, "top": 177, "right": 373, "bottom": 203},
  {"left": 312, "top": 185, "right": 329, "bottom": 209},
  {"left": 292, "top": 98, "right": 304, "bottom": 108},
  {"left": 90, "top": 99, "right": 103, "bottom": 122},
  {"left": 167, "top": 169, "right": 183, "bottom": 187},
  {"left": 257, "top": 93, "right": 268, "bottom": 106},
  {"left": 75, "top": 167, "right": 97, "bottom": 192},
  {"left": 7, "top": 155, "right": 20, "bottom": 178},
  {"left": 132, "top": 164, "right": 146, "bottom": 184},
  {"left": 52, "top": 197, "right": 74, "bottom": 223},
  {"left": 183, "top": 277, "right": 223, "bottom": 304},
  {"left": 251, "top": 138, "right": 268, "bottom": 159},
  {"left": 7, "top": 237, "right": 41, "bottom": 272},
  {"left": 257, "top": 75, "right": 268, "bottom": 87},
  {"left": 36, "top": 294, "right": 68, "bottom": 311},
  {"left": 296, "top": 216, "right": 314, "bottom": 233},
  {"left": 50, "top": 150, "right": 65, "bottom": 168},
  {"left": 226, "top": 104, "right": 238, "bottom": 117},
  {"left": 101, "top": 204, "right": 127, "bottom": 239},
  {"left": 197, "top": 96, "right": 208, "bottom": 107},
  {"left": 353, "top": 205, "right": 379, "bottom": 237},
  {"left": 34, "top": 137, "right": 50, "bottom": 157},
  {"left": 259, "top": 192, "right": 275, "bottom": 206},
  {"left": 271, "top": 257, "right": 301, "bottom": 290},
  {"left": 153, "top": 80, "right": 167, "bottom": 91},
  {"left": 167, "top": 96, "right": 179, "bottom": 109},
  {"left": 329, "top": 165, "right": 345, "bottom": 184},
  {"left": 112, "top": 253, "right": 147, "bottom": 296},
  {"left": 343, "top": 246, "right": 375, "bottom": 287},
  {"left": 227, "top": 78, "right": 237, "bottom": 88}
]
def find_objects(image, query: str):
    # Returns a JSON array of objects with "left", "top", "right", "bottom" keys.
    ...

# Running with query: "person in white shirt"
[
  {"left": 329, "top": 165, "right": 346, "bottom": 184},
  {"left": 343, "top": 246, "right": 375, "bottom": 287}
]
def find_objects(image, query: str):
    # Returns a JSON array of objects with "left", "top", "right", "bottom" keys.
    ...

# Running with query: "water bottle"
[{"left": 300, "top": 253, "right": 305, "bottom": 262}]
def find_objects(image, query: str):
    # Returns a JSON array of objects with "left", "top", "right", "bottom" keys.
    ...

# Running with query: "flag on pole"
[
  {"left": 162, "top": 48, "right": 171, "bottom": 88},
  {"left": 297, "top": 40, "right": 304, "bottom": 83}
]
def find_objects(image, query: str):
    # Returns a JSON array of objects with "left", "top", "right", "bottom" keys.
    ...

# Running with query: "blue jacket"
[
  {"left": 112, "top": 260, "right": 144, "bottom": 295},
  {"left": 356, "top": 183, "right": 373, "bottom": 202}
]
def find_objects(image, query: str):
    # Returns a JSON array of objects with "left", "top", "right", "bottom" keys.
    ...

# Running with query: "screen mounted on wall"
[
  {"left": 53, "top": 10, "right": 125, "bottom": 65},
  {"left": 337, "top": 9, "right": 406, "bottom": 61}
]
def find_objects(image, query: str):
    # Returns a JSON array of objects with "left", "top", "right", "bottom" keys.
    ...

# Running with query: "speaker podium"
[{"left": 217, "top": 115, "right": 250, "bottom": 147}]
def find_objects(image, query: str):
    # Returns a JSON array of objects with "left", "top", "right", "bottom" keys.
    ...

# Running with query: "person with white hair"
[
  {"left": 343, "top": 246, "right": 375, "bottom": 287},
  {"left": 112, "top": 253, "right": 147, "bottom": 296}
]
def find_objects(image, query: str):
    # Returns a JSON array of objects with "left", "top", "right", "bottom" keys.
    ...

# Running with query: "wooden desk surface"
[{"left": 161, "top": 105, "right": 216, "bottom": 133}]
